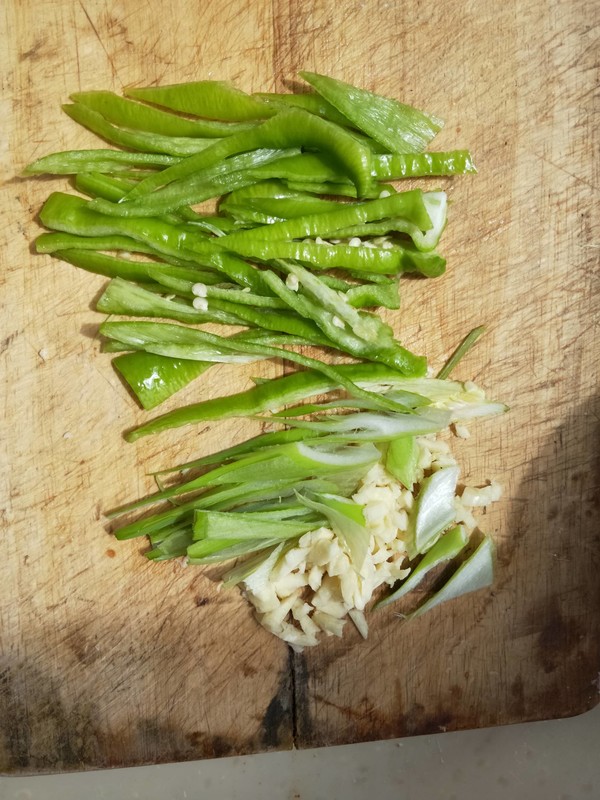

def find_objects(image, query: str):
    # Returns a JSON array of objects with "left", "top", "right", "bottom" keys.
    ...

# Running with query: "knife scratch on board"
[{"left": 77, "top": 0, "right": 122, "bottom": 84}]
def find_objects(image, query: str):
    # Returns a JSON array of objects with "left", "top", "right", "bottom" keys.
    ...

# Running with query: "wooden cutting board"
[{"left": 1, "top": 0, "right": 598, "bottom": 774}]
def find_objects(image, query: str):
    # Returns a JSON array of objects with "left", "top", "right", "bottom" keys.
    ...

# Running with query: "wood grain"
[{"left": 1, "top": 0, "right": 598, "bottom": 773}]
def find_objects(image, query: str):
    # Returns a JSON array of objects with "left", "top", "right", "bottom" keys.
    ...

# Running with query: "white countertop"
[{"left": 2, "top": 702, "right": 597, "bottom": 799}]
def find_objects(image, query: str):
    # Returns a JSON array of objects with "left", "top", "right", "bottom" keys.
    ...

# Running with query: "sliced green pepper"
[
  {"left": 124, "top": 80, "right": 276, "bottom": 121},
  {"left": 124, "top": 108, "right": 374, "bottom": 199},
  {"left": 23, "top": 148, "right": 179, "bottom": 176},
  {"left": 124, "top": 362, "right": 420, "bottom": 441},
  {"left": 71, "top": 91, "right": 257, "bottom": 137},
  {"left": 373, "top": 151, "right": 476, "bottom": 180},
  {"left": 300, "top": 71, "right": 443, "bottom": 154},
  {"left": 113, "top": 351, "right": 212, "bottom": 409},
  {"left": 62, "top": 103, "right": 219, "bottom": 157}
]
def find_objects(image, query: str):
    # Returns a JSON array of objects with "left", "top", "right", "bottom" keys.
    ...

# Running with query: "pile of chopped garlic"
[{"left": 240, "top": 433, "right": 501, "bottom": 651}]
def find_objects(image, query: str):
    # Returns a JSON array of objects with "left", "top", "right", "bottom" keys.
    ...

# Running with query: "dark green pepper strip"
[
  {"left": 124, "top": 108, "right": 373, "bottom": 199},
  {"left": 124, "top": 80, "right": 276, "bottom": 122},
  {"left": 71, "top": 91, "right": 258, "bottom": 138},
  {"left": 123, "top": 362, "right": 418, "bottom": 441},
  {"left": 300, "top": 71, "right": 443, "bottom": 154},
  {"left": 372, "top": 151, "right": 477, "bottom": 180},
  {"left": 62, "top": 103, "right": 219, "bottom": 157},
  {"left": 23, "top": 148, "right": 179, "bottom": 176},
  {"left": 89, "top": 149, "right": 301, "bottom": 217},
  {"left": 218, "top": 189, "right": 432, "bottom": 246},
  {"left": 113, "top": 351, "right": 213, "bottom": 409}
]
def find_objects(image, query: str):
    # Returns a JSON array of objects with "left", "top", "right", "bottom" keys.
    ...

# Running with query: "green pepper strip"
[
  {"left": 221, "top": 238, "right": 445, "bottom": 276},
  {"left": 220, "top": 180, "right": 364, "bottom": 224},
  {"left": 71, "top": 91, "right": 258, "bottom": 138},
  {"left": 259, "top": 264, "right": 422, "bottom": 375},
  {"left": 75, "top": 172, "right": 137, "bottom": 202},
  {"left": 89, "top": 149, "right": 301, "bottom": 217},
  {"left": 372, "top": 151, "right": 477, "bottom": 180},
  {"left": 95, "top": 276, "right": 332, "bottom": 345},
  {"left": 123, "top": 108, "right": 373, "bottom": 199},
  {"left": 76, "top": 171, "right": 204, "bottom": 225},
  {"left": 96, "top": 277, "right": 248, "bottom": 326},
  {"left": 38, "top": 193, "right": 276, "bottom": 295},
  {"left": 218, "top": 189, "right": 432, "bottom": 245},
  {"left": 283, "top": 180, "right": 375, "bottom": 199},
  {"left": 36, "top": 232, "right": 157, "bottom": 256},
  {"left": 253, "top": 92, "right": 354, "bottom": 127},
  {"left": 23, "top": 149, "right": 180, "bottom": 176},
  {"left": 299, "top": 71, "right": 443, "bottom": 154},
  {"left": 124, "top": 358, "right": 418, "bottom": 442},
  {"left": 99, "top": 321, "right": 416, "bottom": 416},
  {"left": 40, "top": 191, "right": 221, "bottom": 264},
  {"left": 124, "top": 80, "right": 276, "bottom": 122},
  {"left": 53, "top": 249, "right": 222, "bottom": 286},
  {"left": 62, "top": 103, "right": 220, "bottom": 158}
]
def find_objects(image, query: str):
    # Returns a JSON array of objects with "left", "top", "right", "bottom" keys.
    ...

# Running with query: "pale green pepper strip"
[
  {"left": 299, "top": 71, "right": 443, "bottom": 154},
  {"left": 62, "top": 103, "right": 219, "bottom": 157}
]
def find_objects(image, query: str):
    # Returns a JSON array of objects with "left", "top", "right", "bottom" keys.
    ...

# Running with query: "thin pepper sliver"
[{"left": 122, "top": 108, "right": 374, "bottom": 200}]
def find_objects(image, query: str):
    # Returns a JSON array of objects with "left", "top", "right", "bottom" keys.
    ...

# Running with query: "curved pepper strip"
[
  {"left": 124, "top": 362, "right": 417, "bottom": 441},
  {"left": 99, "top": 320, "right": 417, "bottom": 420},
  {"left": 123, "top": 108, "right": 374, "bottom": 200},
  {"left": 40, "top": 192, "right": 222, "bottom": 268},
  {"left": 259, "top": 268, "right": 421, "bottom": 375},
  {"left": 71, "top": 91, "right": 258, "bottom": 138},
  {"left": 124, "top": 80, "right": 276, "bottom": 122},
  {"left": 220, "top": 179, "right": 345, "bottom": 223},
  {"left": 218, "top": 189, "right": 432, "bottom": 245},
  {"left": 243, "top": 152, "right": 346, "bottom": 185},
  {"left": 62, "top": 103, "right": 219, "bottom": 157}
]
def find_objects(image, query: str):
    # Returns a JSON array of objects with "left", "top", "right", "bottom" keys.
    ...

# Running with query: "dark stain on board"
[{"left": 260, "top": 665, "right": 293, "bottom": 749}]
